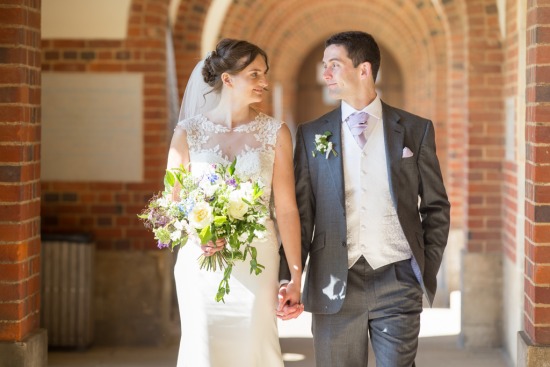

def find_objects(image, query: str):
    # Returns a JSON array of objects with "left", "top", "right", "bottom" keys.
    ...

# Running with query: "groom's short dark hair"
[{"left": 325, "top": 31, "right": 381, "bottom": 82}]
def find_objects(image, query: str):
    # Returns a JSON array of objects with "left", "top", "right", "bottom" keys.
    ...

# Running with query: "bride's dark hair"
[{"left": 202, "top": 39, "right": 269, "bottom": 92}]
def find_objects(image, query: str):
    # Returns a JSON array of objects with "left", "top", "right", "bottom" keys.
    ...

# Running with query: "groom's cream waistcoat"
[{"left": 342, "top": 113, "right": 412, "bottom": 269}]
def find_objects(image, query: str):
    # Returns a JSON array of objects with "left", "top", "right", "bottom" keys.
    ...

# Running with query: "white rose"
[
  {"left": 254, "top": 230, "right": 266, "bottom": 240},
  {"left": 188, "top": 202, "right": 213, "bottom": 229},
  {"left": 238, "top": 182, "right": 253, "bottom": 200},
  {"left": 170, "top": 230, "right": 182, "bottom": 241},
  {"left": 158, "top": 196, "right": 170, "bottom": 208},
  {"left": 228, "top": 191, "right": 249, "bottom": 220},
  {"left": 203, "top": 183, "right": 218, "bottom": 197}
]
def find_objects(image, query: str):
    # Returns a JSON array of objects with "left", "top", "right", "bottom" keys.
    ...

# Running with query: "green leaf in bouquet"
[
  {"left": 214, "top": 216, "right": 227, "bottom": 226},
  {"left": 229, "top": 235, "right": 240, "bottom": 250},
  {"left": 215, "top": 265, "right": 234, "bottom": 303},
  {"left": 223, "top": 265, "right": 232, "bottom": 279},
  {"left": 232, "top": 251, "right": 244, "bottom": 261},
  {"left": 137, "top": 213, "right": 148, "bottom": 219},
  {"left": 252, "top": 184, "right": 264, "bottom": 199},
  {"left": 228, "top": 157, "right": 237, "bottom": 176},
  {"left": 154, "top": 227, "right": 171, "bottom": 244},
  {"left": 173, "top": 235, "right": 188, "bottom": 250},
  {"left": 199, "top": 225, "right": 213, "bottom": 244},
  {"left": 215, "top": 286, "right": 227, "bottom": 303},
  {"left": 254, "top": 263, "right": 265, "bottom": 275},
  {"left": 249, "top": 258, "right": 257, "bottom": 274},
  {"left": 175, "top": 164, "right": 189, "bottom": 185},
  {"left": 241, "top": 198, "right": 253, "bottom": 206},
  {"left": 164, "top": 170, "right": 176, "bottom": 190}
]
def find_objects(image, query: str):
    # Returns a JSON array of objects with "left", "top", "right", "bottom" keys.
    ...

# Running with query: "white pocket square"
[{"left": 402, "top": 147, "right": 414, "bottom": 158}]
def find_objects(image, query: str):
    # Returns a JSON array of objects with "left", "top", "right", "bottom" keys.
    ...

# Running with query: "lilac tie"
[{"left": 346, "top": 112, "right": 369, "bottom": 149}]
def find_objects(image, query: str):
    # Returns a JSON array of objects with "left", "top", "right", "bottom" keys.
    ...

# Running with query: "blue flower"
[
  {"left": 207, "top": 173, "right": 219, "bottom": 184},
  {"left": 178, "top": 198, "right": 195, "bottom": 215}
]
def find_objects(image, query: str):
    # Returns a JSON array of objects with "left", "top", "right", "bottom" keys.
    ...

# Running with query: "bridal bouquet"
[{"left": 138, "top": 159, "right": 268, "bottom": 302}]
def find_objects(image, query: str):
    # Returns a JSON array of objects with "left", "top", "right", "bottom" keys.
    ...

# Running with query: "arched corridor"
[{"left": 1, "top": 1, "right": 549, "bottom": 366}]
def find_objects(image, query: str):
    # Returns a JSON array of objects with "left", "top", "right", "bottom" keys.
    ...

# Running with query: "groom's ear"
[{"left": 359, "top": 62, "right": 372, "bottom": 80}]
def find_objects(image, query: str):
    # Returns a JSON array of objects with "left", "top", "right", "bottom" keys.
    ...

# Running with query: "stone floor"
[{"left": 48, "top": 292, "right": 511, "bottom": 367}]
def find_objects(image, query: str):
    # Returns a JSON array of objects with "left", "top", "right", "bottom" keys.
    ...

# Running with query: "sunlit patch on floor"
[{"left": 282, "top": 353, "right": 306, "bottom": 362}]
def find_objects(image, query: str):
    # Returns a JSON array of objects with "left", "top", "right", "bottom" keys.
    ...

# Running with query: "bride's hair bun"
[
  {"left": 202, "top": 51, "right": 218, "bottom": 86},
  {"left": 200, "top": 39, "right": 268, "bottom": 92}
]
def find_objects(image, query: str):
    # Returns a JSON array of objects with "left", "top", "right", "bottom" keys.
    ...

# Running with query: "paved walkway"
[{"left": 48, "top": 292, "right": 511, "bottom": 367}]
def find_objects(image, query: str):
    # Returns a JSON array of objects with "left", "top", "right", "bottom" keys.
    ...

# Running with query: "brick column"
[
  {"left": 0, "top": 0, "right": 47, "bottom": 366},
  {"left": 460, "top": 0, "right": 505, "bottom": 349},
  {"left": 519, "top": 2, "right": 550, "bottom": 366}
]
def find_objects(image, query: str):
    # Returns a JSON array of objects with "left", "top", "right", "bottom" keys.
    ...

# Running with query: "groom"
[{"left": 279, "top": 31, "right": 450, "bottom": 366}]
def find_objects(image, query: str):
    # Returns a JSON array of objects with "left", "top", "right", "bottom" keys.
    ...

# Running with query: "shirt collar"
[{"left": 341, "top": 95, "right": 382, "bottom": 123}]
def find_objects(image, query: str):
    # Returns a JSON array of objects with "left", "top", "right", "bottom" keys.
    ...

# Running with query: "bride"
[{"left": 166, "top": 39, "right": 304, "bottom": 366}]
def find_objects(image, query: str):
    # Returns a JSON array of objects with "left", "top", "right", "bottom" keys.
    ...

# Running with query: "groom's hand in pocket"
[{"left": 276, "top": 282, "right": 304, "bottom": 320}]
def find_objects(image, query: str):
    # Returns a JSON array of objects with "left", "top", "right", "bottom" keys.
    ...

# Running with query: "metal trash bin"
[{"left": 41, "top": 233, "right": 95, "bottom": 348}]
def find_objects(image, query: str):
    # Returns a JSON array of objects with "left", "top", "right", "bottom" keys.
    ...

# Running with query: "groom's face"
[{"left": 322, "top": 44, "right": 362, "bottom": 101}]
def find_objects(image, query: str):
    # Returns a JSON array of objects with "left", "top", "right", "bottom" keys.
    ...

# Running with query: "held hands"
[
  {"left": 276, "top": 280, "right": 304, "bottom": 320},
  {"left": 201, "top": 238, "right": 226, "bottom": 256}
]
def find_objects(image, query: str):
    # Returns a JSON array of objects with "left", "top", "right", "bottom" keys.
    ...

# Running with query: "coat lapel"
[
  {"left": 321, "top": 107, "right": 346, "bottom": 210},
  {"left": 382, "top": 102, "right": 404, "bottom": 209}
]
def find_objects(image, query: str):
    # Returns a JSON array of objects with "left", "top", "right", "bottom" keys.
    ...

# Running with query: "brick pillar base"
[
  {"left": 518, "top": 331, "right": 550, "bottom": 367},
  {"left": 0, "top": 329, "right": 47, "bottom": 367},
  {"left": 460, "top": 251, "right": 503, "bottom": 348}
]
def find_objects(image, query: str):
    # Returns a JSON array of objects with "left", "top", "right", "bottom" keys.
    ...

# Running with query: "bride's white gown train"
[{"left": 174, "top": 113, "right": 284, "bottom": 367}]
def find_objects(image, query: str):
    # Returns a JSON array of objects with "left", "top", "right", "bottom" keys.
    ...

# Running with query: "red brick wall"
[
  {"left": 441, "top": 0, "right": 468, "bottom": 231},
  {"left": 39, "top": 0, "right": 169, "bottom": 250},
  {"left": 525, "top": 1, "right": 550, "bottom": 345},
  {"left": 0, "top": 0, "right": 42, "bottom": 342},
  {"left": 503, "top": 0, "right": 520, "bottom": 263},
  {"left": 173, "top": 0, "right": 212, "bottom": 101},
  {"left": 465, "top": 1, "right": 504, "bottom": 253}
]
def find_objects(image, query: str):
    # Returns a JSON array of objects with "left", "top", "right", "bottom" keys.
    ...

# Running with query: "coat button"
[{"left": 342, "top": 242, "right": 347, "bottom": 247}]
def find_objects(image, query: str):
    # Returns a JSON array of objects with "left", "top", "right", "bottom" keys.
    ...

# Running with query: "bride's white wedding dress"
[{"left": 174, "top": 113, "right": 284, "bottom": 367}]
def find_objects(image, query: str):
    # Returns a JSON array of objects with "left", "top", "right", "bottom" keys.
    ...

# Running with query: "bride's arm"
[
  {"left": 272, "top": 123, "right": 303, "bottom": 318},
  {"left": 166, "top": 125, "right": 190, "bottom": 202},
  {"left": 166, "top": 126, "right": 190, "bottom": 173}
]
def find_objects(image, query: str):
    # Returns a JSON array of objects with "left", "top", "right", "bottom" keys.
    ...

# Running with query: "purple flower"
[
  {"left": 157, "top": 240, "right": 170, "bottom": 249},
  {"left": 226, "top": 178, "right": 237, "bottom": 187}
]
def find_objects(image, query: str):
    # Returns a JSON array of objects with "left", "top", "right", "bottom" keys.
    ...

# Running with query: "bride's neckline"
[{"left": 199, "top": 112, "right": 264, "bottom": 131}]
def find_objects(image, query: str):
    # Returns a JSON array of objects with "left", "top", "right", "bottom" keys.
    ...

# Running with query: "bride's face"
[{"left": 228, "top": 55, "right": 269, "bottom": 104}]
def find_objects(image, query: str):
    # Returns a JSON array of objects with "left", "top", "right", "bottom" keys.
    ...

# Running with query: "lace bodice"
[{"left": 176, "top": 113, "right": 283, "bottom": 203}]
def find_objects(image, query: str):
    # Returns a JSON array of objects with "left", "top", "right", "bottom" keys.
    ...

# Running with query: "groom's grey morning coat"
[{"left": 280, "top": 101, "right": 450, "bottom": 314}]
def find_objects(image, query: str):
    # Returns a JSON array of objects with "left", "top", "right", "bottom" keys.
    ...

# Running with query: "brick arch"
[
  {"left": 171, "top": 0, "right": 468, "bottom": 229},
  {"left": 221, "top": 0, "right": 444, "bottom": 115},
  {"left": 220, "top": 0, "right": 449, "bottom": 179},
  {"left": 172, "top": 0, "right": 213, "bottom": 99},
  {"left": 434, "top": 0, "right": 468, "bottom": 231}
]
